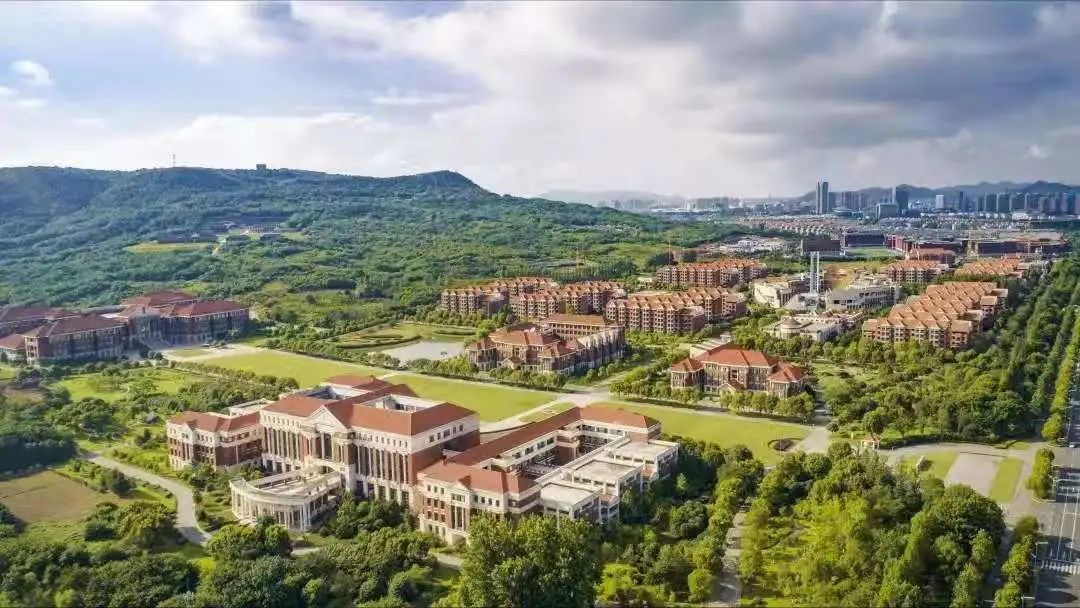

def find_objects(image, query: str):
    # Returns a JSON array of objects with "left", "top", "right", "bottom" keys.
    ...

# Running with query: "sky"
[{"left": 2, "top": 1, "right": 1080, "bottom": 198}]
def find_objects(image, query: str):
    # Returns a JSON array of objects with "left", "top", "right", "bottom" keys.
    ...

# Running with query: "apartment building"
[
  {"left": 0, "top": 306, "right": 78, "bottom": 337},
  {"left": 654, "top": 259, "right": 768, "bottom": 288},
  {"left": 169, "top": 377, "right": 678, "bottom": 540},
  {"left": 909, "top": 247, "right": 958, "bottom": 266},
  {"left": 862, "top": 281, "right": 1008, "bottom": 349},
  {"left": 439, "top": 277, "right": 557, "bottom": 317},
  {"left": 752, "top": 276, "right": 810, "bottom": 308},
  {"left": 825, "top": 275, "right": 902, "bottom": 311},
  {"left": 22, "top": 315, "right": 129, "bottom": 365},
  {"left": 884, "top": 259, "right": 948, "bottom": 283},
  {"left": 166, "top": 410, "right": 262, "bottom": 471},
  {"left": 603, "top": 288, "right": 746, "bottom": 334},
  {"left": 509, "top": 281, "right": 626, "bottom": 321},
  {"left": 466, "top": 314, "right": 625, "bottom": 375},
  {"left": 669, "top": 345, "right": 806, "bottom": 398},
  {"left": 416, "top": 405, "right": 678, "bottom": 545},
  {"left": 956, "top": 258, "right": 1031, "bottom": 279},
  {"left": 439, "top": 287, "right": 508, "bottom": 316}
]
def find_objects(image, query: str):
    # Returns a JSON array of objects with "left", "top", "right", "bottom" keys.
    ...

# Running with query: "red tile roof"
[
  {"left": 161, "top": 300, "right": 248, "bottom": 317},
  {"left": 325, "top": 375, "right": 391, "bottom": 390},
  {"left": 767, "top": 363, "right": 806, "bottom": 383},
  {"left": 167, "top": 411, "right": 259, "bottom": 432},
  {"left": 670, "top": 358, "right": 703, "bottom": 373},
  {"left": 262, "top": 394, "right": 336, "bottom": 417},
  {"left": 0, "top": 306, "right": 78, "bottom": 325},
  {"left": 697, "top": 345, "right": 776, "bottom": 368},
  {"left": 22, "top": 315, "right": 127, "bottom": 337},
  {"left": 487, "top": 325, "right": 561, "bottom": 347},
  {"left": 419, "top": 461, "right": 537, "bottom": 494},
  {"left": 0, "top": 333, "right": 25, "bottom": 351}
]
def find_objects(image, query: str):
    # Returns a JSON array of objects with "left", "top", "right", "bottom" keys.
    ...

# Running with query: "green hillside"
[{"left": 0, "top": 166, "right": 742, "bottom": 324}]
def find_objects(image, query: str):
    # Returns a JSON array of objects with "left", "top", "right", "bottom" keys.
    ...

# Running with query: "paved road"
[
  {"left": 1036, "top": 367, "right": 1080, "bottom": 608},
  {"left": 81, "top": 452, "right": 210, "bottom": 545}
]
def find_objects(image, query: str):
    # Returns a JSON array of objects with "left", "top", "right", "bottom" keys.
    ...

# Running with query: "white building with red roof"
[
  {"left": 670, "top": 345, "right": 806, "bottom": 398},
  {"left": 168, "top": 377, "right": 679, "bottom": 539}
]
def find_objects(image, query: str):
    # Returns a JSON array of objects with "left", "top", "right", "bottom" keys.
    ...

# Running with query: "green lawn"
[
  {"left": 989, "top": 457, "right": 1024, "bottom": 503},
  {"left": 0, "top": 470, "right": 110, "bottom": 524},
  {"left": 168, "top": 347, "right": 213, "bottom": 358},
  {"left": 0, "top": 364, "right": 15, "bottom": 381},
  {"left": 209, "top": 350, "right": 386, "bottom": 387},
  {"left": 382, "top": 374, "right": 554, "bottom": 421},
  {"left": 56, "top": 368, "right": 194, "bottom": 402},
  {"left": 124, "top": 241, "right": 210, "bottom": 253},
  {"left": 921, "top": 451, "right": 959, "bottom": 479},
  {"left": 811, "top": 361, "right": 879, "bottom": 393},
  {"left": 592, "top": 401, "right": 810, "bottom": 465},
  {"left": 520, "top": 402, "right": 575, "bottom": 423}
]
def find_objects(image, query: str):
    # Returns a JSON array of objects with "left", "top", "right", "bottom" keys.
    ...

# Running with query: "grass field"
[
  {"left": 0, "top": 470, "right": 112, "bottom": 523},
  {"left": 337, "top": 322, "right": 474, "bottom": 351},
  {"left": 843, "top": 247, "right": 902, "bottom": 259},
  {"left": 920, "top": 451, "right": 959, "bottom": 479},
  {"left": 591, "top": 401, "right": 810, "bottom": 465},
  {"left": 125, "top": 241, "right": 210, "bottom": 254},
  {"left": 210, "top": 350, "right": 386, "bottom": 387},
  {"left": 520, "top": 402, "right": 575, "bottom": 423},
  {"left": 382, "top": 374, "right": 553, "bottom": 421},
  {"left": 56, "top": 367, "right": 193, "bottom": 401},
  {"left": 0, "top": 364, "right": 15, "bottom": 381},
  {"left": 811, "top": 361, "right": 879, "bottom": 394},
  {"left": 989, "top": 457, "right": 1024, "bottom": 503}
]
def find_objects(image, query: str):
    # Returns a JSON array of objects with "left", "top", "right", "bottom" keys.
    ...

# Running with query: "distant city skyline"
[{"left": 2, "top": 1, "right": 1080, "bottom": 198}]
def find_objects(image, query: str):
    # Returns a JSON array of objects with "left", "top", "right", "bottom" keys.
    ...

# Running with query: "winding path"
[{"left": 80, "top": 451, "right": 210, "bottom": 545}]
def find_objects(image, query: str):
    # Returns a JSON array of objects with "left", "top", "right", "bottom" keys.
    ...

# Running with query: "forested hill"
[{"left": 0, "top": 166, "right": 738, "bottom": 314}]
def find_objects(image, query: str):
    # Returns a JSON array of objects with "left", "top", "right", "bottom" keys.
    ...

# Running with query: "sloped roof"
[
  {"left": 262, "top": 394, "right": 336, "bottom": 417},
  {"left": 542, "top": 313, "right": 609, "bottom": 326},
  {"left": 325, "top": 375, "right": 391, "bottom": 391},
  {"left": 670, "top": 358, "right": 703, "bottom": 373},
  {"left": 162, "top": 300, "right": 248, "bottom": 317},
  {"left": 767, "top": 363, "right": 806, "bottom": 383},
  {"left": 22, "top": 315, "right": 127, "bottom": 337},
  {"left": 122, "top": 291, "right": 196, "bottom": 307},
  {"left": 697, "top": 345, "right": 776, "bottom": 368},
  {"left": 0, "top": 333, "right": 26, "bottom": 351},
  {"left": 167, "top": 410, "right": 259, "bottom": 432},
  {"left": 419, "top": 461, "right": 537, "bottom": 494},
  {"left": 488, "top": 326, "right": 561, "bottom": 347},
  {"left": 0, "top": 306, "right": 78, "bottom": 325}
]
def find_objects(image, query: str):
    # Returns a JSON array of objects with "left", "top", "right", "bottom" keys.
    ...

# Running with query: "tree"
[
  {"left": 1027, "top": 448, "right": 1055, "bottom": 499},
  {"left": 596, "top": 563, "right": 662, "bottom": 608},
  {"left": 687, "top": 568, "right": 715, "bottom": 604},
  {"left": 118, "top": 501, "right": 176, "bottom": 548},
  {"left": 992, "top": 582, "right": 1023, "bottom": 608},
  {"left": 195, "top": 555, "right": 300, "bottom": 608},
  {"left": 668, "top": 500, "right": 708, "bottom": 540},
  {"left": 207, "top": 520, "right": 292, "bottom": 561},
  {"left": 82, "top": 554, "right": 197, "bottom": 607},
  {"left": 451, "top": 514, "right": 600, "bottom": 608}
]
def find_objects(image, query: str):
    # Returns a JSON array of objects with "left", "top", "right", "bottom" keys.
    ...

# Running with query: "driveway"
[{"left": 81, "top": 452, "right": 210, "bottom": 545}]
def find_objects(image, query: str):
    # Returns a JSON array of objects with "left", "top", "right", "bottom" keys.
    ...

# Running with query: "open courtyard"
[
  {"left": 381, "top": 373, "right": 555, "bottom": 421},
  {"left": 207, "top": 350, "right": 386, "bottom": 387}
]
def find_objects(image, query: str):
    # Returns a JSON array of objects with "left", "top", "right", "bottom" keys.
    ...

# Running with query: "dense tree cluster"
[{"left": 739, "top": 443, "right": 1006, "bottom": 607}]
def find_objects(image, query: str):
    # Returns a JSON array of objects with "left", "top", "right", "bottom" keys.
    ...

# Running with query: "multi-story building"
[
  {"left": 884, "top": 259, "right": 949, "bottom": 283},
  {"left": 466, "top": 315, "right": 625, "bottom": 375},
  {"left": 669, "top": 345, "right": 806, "bottom": 398},
  {"left": 170, "top": 377, "right": 678, "bottom": 541},
  {"left": 0, "top": 306, "right": 78, "bottom": 337},
  {"left": 956, "top": 258, "right": 1032, "bottom": 279},
  {"left": 22, "top": 315, "right": 129, "bottom": 365},
  {"left": 862, "top": 281, "right": 1009, "bottom": 349},
  {"left": 509, "top": 281, "right": 626, "bottom": 321},
  {"left": 752, "top": 276, "right": 810, "bottom": 309},
  {"left": 167, "top": 410, "right": 263, "bottom": 471},
  {"left": 603, "top": 288, "right": 746, "bottom": 334},
  {"left": 654, "top": 259, "right": 767, "bottom": 288},
  {"left": 769, "top": 312, "right": 862, "bottom": 342},
  {"left": 825, "top": 275, "right": 902, "bottom": 311},
  {"left": 908, "top": 247, "right": 958, "bottom": 266},
  {"left": 439, "top": 277, "right": 558, "bottom": 317},
  {"left": 439, "top": 287, "right": 507, "bottom": 316},
  {"left": 417, "top": 406, "right": 678, "bottom": 545},
  {"left": 0, "top": 333, "right": 26, "bottom": 362},
  {"left": 114, "top": 291, "right": 249, "bottom": 346}
]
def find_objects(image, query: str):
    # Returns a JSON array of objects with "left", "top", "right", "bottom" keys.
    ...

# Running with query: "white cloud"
[
  {"left": 10, "top": 59, "right": 52, "bottom": 86},
  {"left": 1026, "top": 144, "right": 1049, "bottom": 159},
  {"left": 69, "top": 117, "right": 108, "bottom": 128},
  {"left": 0, "top": 86, "right": 13, "bottom": 97},
  {"left": 369, "top": 89, "right": 465, "bottom": 107},
  {"left": 11, "top": 97, "right": 46, "bottom": 109}
]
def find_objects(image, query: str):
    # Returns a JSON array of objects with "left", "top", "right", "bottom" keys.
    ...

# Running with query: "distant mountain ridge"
[{"left": 538, "top": 188, "right": 687, "bottom": 206}]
